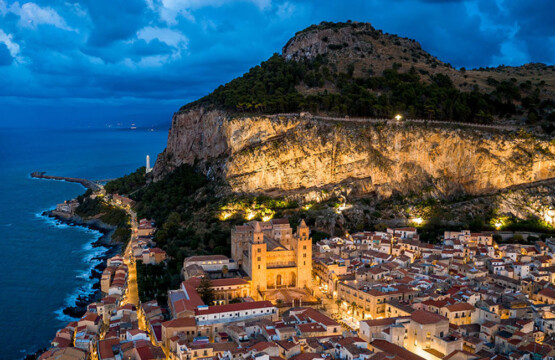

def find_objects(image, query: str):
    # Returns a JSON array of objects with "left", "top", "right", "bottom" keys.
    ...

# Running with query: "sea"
[{"left": 0, "top": 126, "right": 169, "bottom": 359}]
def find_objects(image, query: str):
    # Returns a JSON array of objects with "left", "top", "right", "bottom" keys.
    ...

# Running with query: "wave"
[{"left": 35, "top": 207, "right": 112, "bottom": 322}]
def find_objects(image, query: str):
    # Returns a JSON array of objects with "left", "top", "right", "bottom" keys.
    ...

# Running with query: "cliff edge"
[{"left": 154, "top": 109, "right": 554, "bottom": 202}]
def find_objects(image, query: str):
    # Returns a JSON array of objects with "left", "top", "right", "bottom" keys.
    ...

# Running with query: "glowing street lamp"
[
  {"left": 546, "top": 208, "right": 555, "bottom": 224},
  {"left": 395, "top": 114, "right": 402, "bottom": 121},
  {"left": 413, "top": 217, "right": 423, "bottom": 225},
  {"left": 495, "top": 222, "right": 502, "bottom": 229}
]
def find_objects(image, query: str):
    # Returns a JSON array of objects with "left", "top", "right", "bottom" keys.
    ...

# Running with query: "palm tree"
[
  {"left": 350, "top": 302, "right": 358, "bottom": 317},
  {"left": 335, "top": 299, "right": 342, "bottom": 314}
]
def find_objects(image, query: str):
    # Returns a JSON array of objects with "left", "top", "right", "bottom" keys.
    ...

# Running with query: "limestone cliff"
[{"left": 153, "top": 109, "right": 555, "bottom": 202}]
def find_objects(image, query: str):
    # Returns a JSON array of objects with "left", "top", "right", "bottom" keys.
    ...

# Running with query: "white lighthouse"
[{"left": 146, "top": 155, "right": 152, "bottom": 173}]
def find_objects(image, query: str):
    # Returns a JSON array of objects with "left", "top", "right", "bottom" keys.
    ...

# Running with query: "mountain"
[
  {"left": 144, "top": 21, "right": 554, "bottom": 238},
  {"left": 182, "top": 21, "right": 554, "bottom": 127}
]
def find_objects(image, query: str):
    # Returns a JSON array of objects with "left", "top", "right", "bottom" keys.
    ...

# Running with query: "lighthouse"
[{"left": 146, "top": 155, "right": 152, "bottom": 174}]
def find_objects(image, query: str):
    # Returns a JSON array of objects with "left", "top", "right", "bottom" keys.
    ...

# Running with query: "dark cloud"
[
  {"left": 83, "top": 0, "right": 152, "bottom": 46},
  {"left": 0, "top": 0, "right": 553, "bottom": 127}
]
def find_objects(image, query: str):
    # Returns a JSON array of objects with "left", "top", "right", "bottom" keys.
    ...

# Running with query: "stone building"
[{"left": 231, "top": 218, "right": 312, "bottom": 296}]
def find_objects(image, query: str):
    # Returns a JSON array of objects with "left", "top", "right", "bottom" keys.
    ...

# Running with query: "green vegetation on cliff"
[
  {"left": 132, "top": 164, "right": 207, "bottom": 225},
  {"left": 104, "top": 167, "right": 147, "bottom": 195},
  {"left": 75, "top": 197, "right": 131, "bottom": 244},
  {"left": 182, "top": 55, "right": 553, "bottom": 127}
]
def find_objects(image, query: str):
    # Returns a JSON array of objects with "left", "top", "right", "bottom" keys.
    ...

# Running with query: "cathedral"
[{"left": 231, "top": 218, "right": 312, "bottom": 297}]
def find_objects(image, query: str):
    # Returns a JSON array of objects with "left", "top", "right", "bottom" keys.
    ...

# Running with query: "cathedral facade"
[{"left": 231, "top": 218, "right": 312, "bottom": 296}]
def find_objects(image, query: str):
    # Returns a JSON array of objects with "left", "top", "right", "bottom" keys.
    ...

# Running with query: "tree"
[
  {"left": 222, "top": 265, "right": 229, "bottom": 278},
  {"left": 335, "top": 299, "right": 342, "bottom": 313},
  {"left": 350, "top": 301, "right": 358, "bottom": 315},
  {"left": 197, "top": 277, "right": 215, "bottom": 305}
]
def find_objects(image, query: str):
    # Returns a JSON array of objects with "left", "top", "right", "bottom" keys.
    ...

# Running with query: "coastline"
[
  {"left": 25, "top": 209, "right": 123, "bottom": 360},
  {"left": 42, "top": 210, "right": 122, "bottom": 318}
]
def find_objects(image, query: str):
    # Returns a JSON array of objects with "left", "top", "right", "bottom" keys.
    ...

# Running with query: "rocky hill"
[
  {"left": 283, "top": 22, "right": 555, "bottom": 97},
  {"left": 149, "top": 22, "right": 554, "bottom": 237},
  {"left": 154, "top": 109, "right": 554, "bottom": 202},
  {"left": 184, "top": 21, "right": 554, "bottom": 129}
]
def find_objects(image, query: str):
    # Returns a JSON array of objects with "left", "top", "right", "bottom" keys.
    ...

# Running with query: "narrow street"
[{"left": 122, "top": 209, "right": 139, "bottom": 307}]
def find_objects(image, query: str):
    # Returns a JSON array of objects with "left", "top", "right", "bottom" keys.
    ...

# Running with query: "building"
[
  {"left": 182, "top": 255, "right": 238, "bottom": 272},
  {"left": 231, "top": 219, "right": 312, "bottom": 296},
  {"left": 161, "top": 317, "right": 197, "bottom": 350},
  {"left": 194, "top": 301, "right": 278, "bottom": 337},
  {"left": 404, "top": 310, "right": 462, "bottom": 360}
]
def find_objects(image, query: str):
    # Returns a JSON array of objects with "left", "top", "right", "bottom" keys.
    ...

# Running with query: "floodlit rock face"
[{"left": 153, "top": 109, "right": 555, "bottom": 201}]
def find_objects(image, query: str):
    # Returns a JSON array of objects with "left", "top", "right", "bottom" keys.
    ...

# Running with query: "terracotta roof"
[
  {"left": 271, "top": 218, "right": 290, "bottom": 225},
  {"left": 289, "top": 353, "right": 323, "bottom": 360},
  {"left": 162, "top": 317, "right": 196, "bottom": 328},
  {"left": 249, "top": 341, "right": 278, "bottom": 352},
  {"left": 184, "top": 255, "right": 229, "bottom": 262},
  {"left": 371, "top": 339, "right": 426, "bottom": 360},
  {"left": 295, "top": 308, "right": 339, "bottom": 327},
  {"left": 538, "top": 288, "right": 555, "bottom": 299},
  {"left": 444, "top": 303, "right": 475, "bottom": 312},
  {"left": 275, "top": 340, "right": 299, "bottom": 350},
  {"left": 297, "top": 323, "right": 326, "bottom": 333},
  {"left": 410, "top": 310, "right": 448, "bottom": 324}
]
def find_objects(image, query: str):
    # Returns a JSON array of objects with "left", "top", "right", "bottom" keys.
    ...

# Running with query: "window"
[
  {"left": 258, "top": 248, "right": 261, "bottom": 253},
  {"left": 258, "top": 265, "right": 261, "bottom": 269},
  {"left": 257, "top": 257, "right": 261, "bottom": 261},
  {"left": 303, "top": 245, "right": 307, "bottom": 250}
]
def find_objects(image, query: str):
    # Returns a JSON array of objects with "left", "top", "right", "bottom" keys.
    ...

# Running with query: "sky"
[{"left": 0, "top": 0, "right": 553, "bottom": 128}]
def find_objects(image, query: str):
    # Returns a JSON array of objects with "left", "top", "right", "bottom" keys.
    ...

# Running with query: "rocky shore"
[{"left": 42, "top": 210, "right": 122, "bottom": 318}]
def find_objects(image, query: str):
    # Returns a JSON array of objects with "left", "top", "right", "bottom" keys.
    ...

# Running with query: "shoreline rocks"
[{"left": 41, "top": 210, "right": 122, "bottom": 319}]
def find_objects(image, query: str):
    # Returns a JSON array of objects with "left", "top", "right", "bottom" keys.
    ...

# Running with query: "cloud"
[
  {"left": 137, "top": 26, "right": 189, "bottom": 49},
  {"left": 156, "top": 0, "right": 272, "bottom": 24},
  {"left": 0, "top": 29, "right": 20, "bottom": 59},
  {"left": 0, "top": 0, "right": 553, "bottom": 123},
  {"left": 8, "top": 2, "right": 74, "bottom": 30},
  {"left": 276, "top": 1, "right": 295, "bottom": 18},
  {"left": 84, "top": 0, "right": 151, "bottom": 46}
]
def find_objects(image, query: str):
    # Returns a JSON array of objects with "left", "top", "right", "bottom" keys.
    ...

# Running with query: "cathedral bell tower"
[
  {"left": 295, "top": 219, "right": 312, "bottom": 289},
  {"left": 249, "top": 222, "right": 267, "bottom": 295}
]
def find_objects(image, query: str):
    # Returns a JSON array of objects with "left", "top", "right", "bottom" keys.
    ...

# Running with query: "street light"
[{"left": 395, "top": 114, "right": 402, "bottom": 121}]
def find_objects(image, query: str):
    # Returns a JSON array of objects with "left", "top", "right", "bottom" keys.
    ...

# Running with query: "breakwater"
[{"left": 30, "top": 172, "right": 101, "bottom": 191}]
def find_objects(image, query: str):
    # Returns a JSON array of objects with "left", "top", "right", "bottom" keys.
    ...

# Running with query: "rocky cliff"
[{"left": 153, "top": 109, "right": 555, "bottom": 202}]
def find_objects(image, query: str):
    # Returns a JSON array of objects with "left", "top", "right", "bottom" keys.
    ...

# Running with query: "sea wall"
[{"left": 153, "top": 109, "right": 555, "bottom": 201}]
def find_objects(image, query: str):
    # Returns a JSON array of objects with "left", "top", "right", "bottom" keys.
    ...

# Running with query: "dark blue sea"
[{"left": 0, "top": 126, "right": 168, "bottom": 359}]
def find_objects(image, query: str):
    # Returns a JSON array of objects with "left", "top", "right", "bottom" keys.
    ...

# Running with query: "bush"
[
  {"left": 104, "top": 167, "right": 147, "bottom": 195},
  {"left": 179, "top": 54, "right": 526, "bottom": 123}
]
